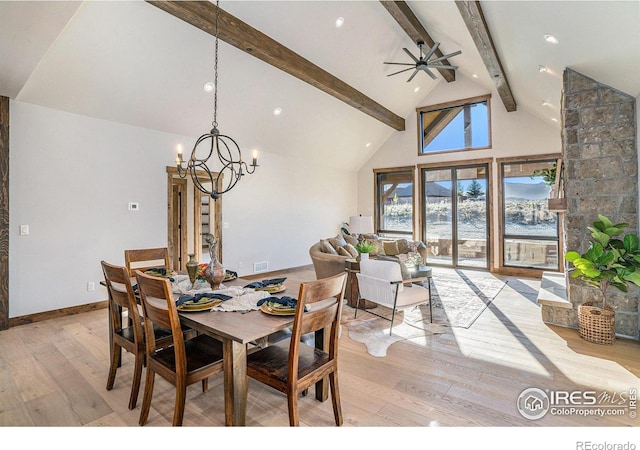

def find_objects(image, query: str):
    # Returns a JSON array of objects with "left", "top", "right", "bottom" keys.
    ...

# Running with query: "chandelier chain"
[{"left": 212, "top": 0, "right": 220, "bottom": 129}]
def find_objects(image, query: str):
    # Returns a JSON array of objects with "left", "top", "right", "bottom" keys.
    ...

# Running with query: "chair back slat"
[
  {"left": 135, "top": 270, "right": 185, "bottom": 357},
  {"left": 101, "top": 260, "right": 143, "bottom": 332},
  {"left": 289, "top": 272, "right": 346, "bottom": 373},
  {"left": 125, "top": 247, "right": 170, "bottom": 277}
]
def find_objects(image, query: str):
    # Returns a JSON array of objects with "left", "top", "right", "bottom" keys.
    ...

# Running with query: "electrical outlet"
[{"left": 87, "top": 282, "right": 95, "bottom": 292}]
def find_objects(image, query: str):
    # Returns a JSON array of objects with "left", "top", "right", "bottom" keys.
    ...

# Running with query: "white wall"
[
  {"left": 9, "top": 101, "right": 356, "bottom": 317},
  {"left": 356, "top": 74, "right": 561, "bottom": 270}
]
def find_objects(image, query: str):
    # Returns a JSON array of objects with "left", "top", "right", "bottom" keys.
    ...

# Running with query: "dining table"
[{"left": 176, "top": 276, "right": 329, "bottom": 426}]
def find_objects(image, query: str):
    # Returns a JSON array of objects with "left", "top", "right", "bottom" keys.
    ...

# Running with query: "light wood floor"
[{"left": 1, "top": 268, "right": 639, "bottom": 430}]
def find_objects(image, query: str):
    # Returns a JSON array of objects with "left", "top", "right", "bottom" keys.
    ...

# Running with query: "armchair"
[{"left": 355, "top": 259, "right": 431, "bottom": 335}]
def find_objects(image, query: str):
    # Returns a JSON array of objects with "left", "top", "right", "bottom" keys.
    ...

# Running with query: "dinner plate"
[
  {"left": 177, "top": 299, "right": 222, "bottom": 311},
  {"left": 255, "top": 284, "right": 286, "bottom": 294},
  {"left": 259, "top": 304, "right": 296, "bottom": 316},
  {"left": 145, "top": 269, "right": 178, "bottom": 279}
]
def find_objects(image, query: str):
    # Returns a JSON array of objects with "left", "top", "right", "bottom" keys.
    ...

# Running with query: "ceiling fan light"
[{"left": 335, "top": 17, "right": 344, "bottom": 28}]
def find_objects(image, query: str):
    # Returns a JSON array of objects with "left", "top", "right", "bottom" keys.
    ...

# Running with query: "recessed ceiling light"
[
  {"left": 544, "top": 34, "right": 559, "bottom": 44},
  {"left": 472, "top": 73, "right": 479, "bottom": 78},
  {"left": 413, "top": 86, "right": 420, "bottom": 93},
  {"left": 335, "top": 17, "right": 344, "bottom": 28},
  {"left": 538, "top": 65, "right": 548, "bottom": 73},
  {"left": 365, "top": 142, "right": 371, "bottom": 148},
  {"left": 551, "top": 117, "right": 558, "bottom": 122},
  {"left": 203, "top": 81, "right": 214, "bottom": 92},
  {"left": 542, "top": 100, "right": 551, "bottom": 107},
  {"left": 273, "top": 107, "right": 282, "bottom": 116}
]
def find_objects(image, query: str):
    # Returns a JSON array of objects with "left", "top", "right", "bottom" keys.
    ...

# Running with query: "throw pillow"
[
  {"left": 337, "top": 246, "right": 351, "bottom": 257},
  {"left": 320, "top": 239, "right": 338, "bottom": 255},
  {"left": 397, "top": 238, "right": 411, "bottom": 254},
  {"left": 383, "top": 240, "right": 400, "bottom": 256},
  {"left": 343, "top": 233, "right": 358, "bottom": 246},
  {"left": 329, "top": 234, "right": 347, "bottom": 250},
  {"left": 344, "top": 243, "right": 359, "bottom": 257},
  {"left": 367, "top": 239, "right": 386, "bottom": 256}
]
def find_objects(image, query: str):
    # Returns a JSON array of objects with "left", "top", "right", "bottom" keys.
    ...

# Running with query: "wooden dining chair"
[
  {"left": 135, "top": 270, "right": 224, "bottom": 426},
  {"left": 124, "top": 247, "right": 170, "bottom": 277},
  {"left": 101, "top": 260, "right": 172, "bottom": 410},
  {"left": 246, "top": 272, "right": 347, "bottom": 426}
]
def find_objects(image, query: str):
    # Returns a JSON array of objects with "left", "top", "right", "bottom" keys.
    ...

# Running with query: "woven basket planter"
[{"left": 578, "top": 302, "right": 615, "bottom": 345}]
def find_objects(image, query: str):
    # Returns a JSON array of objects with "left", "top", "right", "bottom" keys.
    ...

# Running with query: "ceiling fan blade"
[
  {"left": 429, "top": 64, "right": 459, "bottom": 70},
  {"left": 406, "top": 68, "right": 420, "bottom": 82},
  {"left": 429, "top": 50, "right": 462, "bottom": 64},
  {"left": 422, "top": 42, "right": 440, "bottom": 62},
  {"left": 402, "top": 47, "right": 420, "bottom": 63},
  {"left": 383, "top": 62, "right": 416, "bottom": 66},
  {"left": 387, "top": 67, "right": 415, "bottom": 77},
  {"left": 420, "top": 66, "right": 438, "bottom": 80}
]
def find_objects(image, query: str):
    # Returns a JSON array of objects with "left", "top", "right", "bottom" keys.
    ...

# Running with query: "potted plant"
[
  {"left": 355, "top": 241, "right": 375, "bottom": 261},
  {"left": 531, "top": 162, "right": 566, "bottom": 212},
  {"left": 565, "top": 214, "right": 640, "bottom": 344}
]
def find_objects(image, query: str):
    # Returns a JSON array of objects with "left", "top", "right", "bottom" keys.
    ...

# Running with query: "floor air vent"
[{"left": 253, "top": 261, "right": 269, "bottom": 273}]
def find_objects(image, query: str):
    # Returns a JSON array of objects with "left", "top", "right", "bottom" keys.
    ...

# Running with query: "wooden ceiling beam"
[
  {"left": 380, "top": 1, "right": 456, "bottom": 83},
  {"left": 455, "top": 1, "right": 517, "bottom": 112},
  {"left": 146, "top": 1, "right": 405, "bottom": 131}
]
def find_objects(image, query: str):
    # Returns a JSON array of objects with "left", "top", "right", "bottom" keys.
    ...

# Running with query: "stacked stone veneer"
[{"left": 542, "top": 69, "right": 638, "bottom": 339}]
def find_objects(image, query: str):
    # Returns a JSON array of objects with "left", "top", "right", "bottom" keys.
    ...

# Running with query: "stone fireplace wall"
[{"left": 561, "top": 68, "right": 639, "bottom": 339}]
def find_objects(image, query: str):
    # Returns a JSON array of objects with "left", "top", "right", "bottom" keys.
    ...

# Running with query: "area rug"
[
  {"left": 429, "top": 267, "right": 507, "bottom": 328},
  {"left": 342, "top": 268, "right": 507, "bottom": 357},
  {"left": 342, "top": 304, "right": 449, "bottom": 357}
]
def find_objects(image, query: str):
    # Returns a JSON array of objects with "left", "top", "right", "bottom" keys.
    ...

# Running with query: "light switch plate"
[{"left": 19, "top": 225, "right": 29, "bottom": 235}]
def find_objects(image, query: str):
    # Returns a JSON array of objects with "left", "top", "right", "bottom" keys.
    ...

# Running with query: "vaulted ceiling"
[{"left": 1, "top": 1, "right": 639, "bottom": 171}]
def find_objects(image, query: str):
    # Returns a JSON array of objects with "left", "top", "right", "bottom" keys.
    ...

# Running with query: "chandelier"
[{"left": 176, "top": 0, "right": 257, "bottom": 200}]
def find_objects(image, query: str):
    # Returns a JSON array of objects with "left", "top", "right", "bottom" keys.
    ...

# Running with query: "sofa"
[{"left": 309, "top": 232, "right": 429, "bottom": 280}]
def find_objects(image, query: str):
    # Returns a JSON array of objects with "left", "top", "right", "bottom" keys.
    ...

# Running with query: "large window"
[
  {"left": 499, "top": 157, "right": 561, "bottom": 272},
  {"left": 417, "top": 95, "right": 491, "bottom": 154},
  {"left": 420, "top": 161, "right": 490, "bottom": 269},
  {"left": 374, "top": 168, "right": 414, "bottom": 238}
]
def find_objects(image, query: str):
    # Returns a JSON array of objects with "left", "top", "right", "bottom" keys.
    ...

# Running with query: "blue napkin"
[
  {"left": 176, "top": 292, "right": 232, "bottom": 306},
  {"left": 257, "top": 295, "right": 308, "bottom": 312},
  {"left": 244, "top": 277, "right": 287, "bottom": 289}
]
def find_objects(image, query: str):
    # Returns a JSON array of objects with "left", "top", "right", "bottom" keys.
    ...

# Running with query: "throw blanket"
[
  {"left": 210, "top": 287, "right": 270, "bottom": 312},
  {"left": 172, "top": 275, "right": 216, "bottom": 294}
]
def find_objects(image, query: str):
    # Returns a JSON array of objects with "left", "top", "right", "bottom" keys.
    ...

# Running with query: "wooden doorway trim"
[
  {"left": 0, "top": 96, "right": 9, "bottom": 330},
  {"left": 166, "top": 167, "right": 223, "bottom": 268},
  {"left": 193, "top": 172, "right": 223, "bottom": 264},
  {"left": 167, "top": 168, "right": 188, "bottom": 271}
]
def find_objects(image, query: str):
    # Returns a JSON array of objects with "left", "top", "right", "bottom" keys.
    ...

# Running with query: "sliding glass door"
[{"left": 421, "top": 162, "right": 490, "bottom": 269}]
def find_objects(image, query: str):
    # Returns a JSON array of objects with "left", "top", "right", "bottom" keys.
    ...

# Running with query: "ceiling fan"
[{"left": 384, "top": 40, "right": 461, "bottom": 82}]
